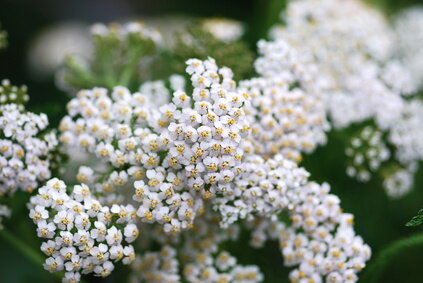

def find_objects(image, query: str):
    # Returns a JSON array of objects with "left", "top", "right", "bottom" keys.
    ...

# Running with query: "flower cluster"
[
  {"left": 0, "top": 85, "right": 57, "bottom": 196},
  {"left": 270, "top": 0, "right": 422, "bottom": 197},
  {"left": 28, "top": 178, "right": 139, "bottom": 282},
  {"left": 270, "top": 0, "right": 395, "bottom": 92},
  {"left": 383, "top": 166, "right": 415, "bottom": 199},
  {"left": 139, "top": 74, "right": 185, "bottom": 107},
  {"left": 60, "top": 58, "right": 252, "bottom": 233},
  {"left": 394, "top": 6, "right": 423, "bottom": 91},
  {"left": 59, "top": 86, "right": 155, "bottom": 193},
  {"left": 130, "top": 210, "right": 264, "bottom": 283},
  {"left": 130, "top": 245, "right": 180, "bottom": 283},
  {"left": 56, "top": 44, "right": 373, "bottom": 280},
  {"left": 248, "top": 182, "right": 371, "bottom": 283},
  {"left": 201, "top": 18, "right": 245, "bottom": 43},
  {"left": 239, "top": 39, "right": 329, "bottom": 162},
  {"left": 389, "top": 98, "right": 423, "bottom": 166},
  {"left": 282, "top": 182, "right": 371, "bottom": 282},
  {"left": 326, "top": 61, "right": 413, "bottom": 130},
  {"left": 0, "top": 79, "right": 29, "bottom": 104},
  {"left": 180, "top": 215, "right": 263, "bottom": 283},
  {"left": 270, "top": 0, "right": 414, "bottom": 128},
  {"left": 345, "top": 126, "right": 390, "bottom": 182},
  {"left": 0, "top": 79, "right": 29, "bottom": 108},
  {"left": 216, "top": 154, "right": 309, "bottom": 227}
]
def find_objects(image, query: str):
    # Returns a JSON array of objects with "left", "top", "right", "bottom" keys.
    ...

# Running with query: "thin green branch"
[
  {"left": 0, "top": 228, "right": 85, "bottom": 282},
  {"left": 0, "top": 228, "right": 45, "bottom": 266},
  {"left": 118, "top": 46, "right": 144, "bottom": 87}
]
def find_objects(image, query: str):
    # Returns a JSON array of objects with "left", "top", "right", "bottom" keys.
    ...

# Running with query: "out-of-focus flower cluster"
[
  {"left": 0, "top": 79, "right": 29, "bottom": 105},
  {"left": 271, "top": 0, "right": 423, "bottom": 197},
  {"left": 61, "top": 22, "right": 161, "bottom": 92},
  {"left": 394, "top": 6, "right": 423, "bottom": 91},
  {"left": 201, "top": 18, "right": 244, "bottom": 43},
  {"left": 345, "top": 126, "right": 390, "bottom": 182},
  {"left": 28, "top": 178, "right": 139, "bottom": 282}
]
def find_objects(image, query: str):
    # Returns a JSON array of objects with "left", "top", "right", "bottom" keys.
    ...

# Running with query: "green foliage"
[
  {"left": 172, "top": 23, "right": 255, "bottom": 80},
  {"left": 406, "top": 209, "right": 423, "bottom": 227},
  {"left": 363, "top": 232, "right": 423, "bottom": 282},
  {"left": 63, "top": 23, "right": 159, "bottom": 92}
]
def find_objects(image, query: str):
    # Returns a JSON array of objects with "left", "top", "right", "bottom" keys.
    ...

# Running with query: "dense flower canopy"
[{"left": 1, "top": 0, "right": 422, "bottom": 282}]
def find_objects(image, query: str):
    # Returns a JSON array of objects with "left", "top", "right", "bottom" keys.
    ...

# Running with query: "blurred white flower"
[{"left": 27, "top": 22, "right": 91, "bottom": 80}]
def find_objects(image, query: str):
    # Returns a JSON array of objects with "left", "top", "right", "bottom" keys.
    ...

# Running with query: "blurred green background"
[{"left": 1, "top": 0, "right": 423, "bottom": 282}]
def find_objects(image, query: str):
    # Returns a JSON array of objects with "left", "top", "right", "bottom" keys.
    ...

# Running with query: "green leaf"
[{"left": 406, "top": 209, "right": 423, "bottom": 227}]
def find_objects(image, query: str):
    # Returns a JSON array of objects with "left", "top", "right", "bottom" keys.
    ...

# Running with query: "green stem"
[
  {"left": 0, "top": 228, "right": 66, "bottom": 281},
  {"left": 363, "top": 232, "right": 423, "bottom": 283},
  {"left": 65, "top": 56, "right": 96, "bottom": 88},
  {"left": 0, "top": 228, "right": 45, "bottom": 266},
  {"left": 118, "top": 47, "right": 144, "bottom": 88}
]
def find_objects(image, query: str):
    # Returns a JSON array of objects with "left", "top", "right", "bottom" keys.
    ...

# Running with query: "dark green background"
[{"left": 1, "top": 0, "right": 423, "bottom": 282}]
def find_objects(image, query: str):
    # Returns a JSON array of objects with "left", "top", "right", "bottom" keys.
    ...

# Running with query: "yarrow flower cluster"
[
  {"left": 4, "top": 5, "right": 416, "bottom": 282},
  {"left": 181, "top": 233, "right": 263, "bottom": 283},
  {"left": 60, "top": 58, "right": 252, "bottom": 233},
  {"left": 345, "top": 126, "right": 390, "bottom": 182},
  {"left": 0, "top": 82, "right": 57, "bottom": 196},
  {"left": 128, "top": 179, "right": 370, "bottom": 283},
  {"left": 54, "top": 36, "right": 373, "bottom": 280},
  {"left": 28, "top": 178, "right": 139, "bottom": 282},
  {"left": 282, "top": 182, "right": 371, "bottom": 282},
  {"left": 248, "top": 182, "right": 371, "bottom": 283},
  {"left": 239, "top": 39, "right": 329, "bottom": 162},
  {"left": 216, "top": 154, "right": 309, "bottom": 227},
  {"left": 131, "top": 210, "right": 264, "bottom": 283}
]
